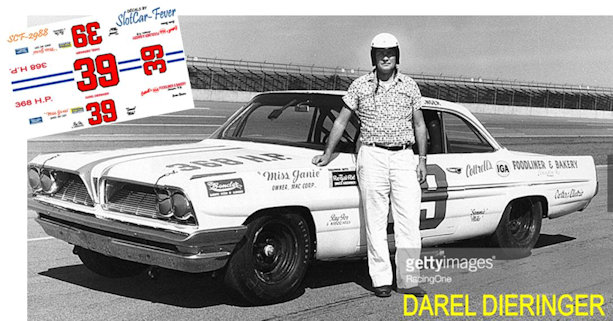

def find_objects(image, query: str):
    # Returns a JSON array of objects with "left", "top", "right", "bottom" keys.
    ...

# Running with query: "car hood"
[{"left": 30, "top": 139, "right": 322, "bottom": 186}]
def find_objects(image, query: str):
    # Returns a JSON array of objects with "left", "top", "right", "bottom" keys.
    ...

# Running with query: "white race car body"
[{"left": 29, "top": 92, "right": 597, "bottom": 296}]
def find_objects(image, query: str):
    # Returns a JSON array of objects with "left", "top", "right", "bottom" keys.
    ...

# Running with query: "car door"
[
  {"left": 383, "top": 108, "right": 507, "bottom": 250},
  {"left": 416, "top": 109, "right": 510, "bottom": 246}
]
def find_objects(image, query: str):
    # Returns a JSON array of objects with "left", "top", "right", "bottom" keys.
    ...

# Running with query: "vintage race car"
[{"left": 28, "top": 91, "right": 598, "bottom": 304}]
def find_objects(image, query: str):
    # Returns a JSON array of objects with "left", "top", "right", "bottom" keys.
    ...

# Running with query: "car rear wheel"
[
  {"left": 224, "top": 213, "right": 312, "bottom": 305},
  {"left": 75, "top": 246, "right": 148, "bottom": 278},
  {"left": 490, "top": 198, "right": 542, "bottom": 258}
]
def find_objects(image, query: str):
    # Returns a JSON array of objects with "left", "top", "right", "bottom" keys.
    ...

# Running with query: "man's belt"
[{"left": 367, "top": 142, "right": 412, "bottom": 151}]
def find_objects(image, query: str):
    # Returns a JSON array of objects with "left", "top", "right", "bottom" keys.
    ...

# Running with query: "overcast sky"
[{"left": 178, "top": 16, "right": 613, "bottom": 88}]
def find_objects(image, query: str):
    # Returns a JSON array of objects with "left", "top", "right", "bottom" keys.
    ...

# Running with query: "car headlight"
[
  {"left": 171, "top": 193, "right": 193, "bottom": 221},
  {"left": 30, "top": 168, "right": 67, "bottom": 194},
  {"left": 155, "top": 190, "right": 175, "bottom": 218},
  {"left": 28, "top": 168, "right": 42, "bottom": 192},
  {"left": 155, "top": 190, "right": 194, "bottom": 222},
  {"left": 39, "top": 169, "right": 67, "bottom": 194}
]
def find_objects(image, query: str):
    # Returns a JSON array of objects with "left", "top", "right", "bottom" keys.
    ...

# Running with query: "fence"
[{"left": 187, "top": 57, "right": 613, "bottom": 111}]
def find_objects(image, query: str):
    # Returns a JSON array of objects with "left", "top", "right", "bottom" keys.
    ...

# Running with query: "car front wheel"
[{"left": 224, "top": 212, "right": 312, "bottom": 305}]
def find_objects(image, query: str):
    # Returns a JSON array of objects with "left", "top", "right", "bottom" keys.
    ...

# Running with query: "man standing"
[{"left": 312, "top": 33, "right": 427, "bottom": 298}]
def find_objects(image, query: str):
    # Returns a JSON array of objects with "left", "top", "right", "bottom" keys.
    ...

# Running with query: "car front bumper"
[{"left": 29, "top": 198, "right": 246, "bottom": 273}]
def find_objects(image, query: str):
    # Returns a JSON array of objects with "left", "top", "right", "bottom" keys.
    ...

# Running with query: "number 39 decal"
[{"left": 419, "top": 164, "right": 449, "bottom": 230}]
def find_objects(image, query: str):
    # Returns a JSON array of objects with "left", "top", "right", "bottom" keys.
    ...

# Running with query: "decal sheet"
[{"left": 7, "top": 5, "right": 193, "bottom": 138}]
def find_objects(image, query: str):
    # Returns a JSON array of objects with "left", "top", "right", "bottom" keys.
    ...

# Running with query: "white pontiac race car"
[{"left": 28, "top": 91, "right": 598, "bottom": 304}]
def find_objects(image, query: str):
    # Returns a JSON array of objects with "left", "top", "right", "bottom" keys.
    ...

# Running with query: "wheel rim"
[
  {"left": 251, "top": 220, "right": 299, "bottom": 284},
  {"left": 507, "top": 200, "right": 534, "bottom": 242}
]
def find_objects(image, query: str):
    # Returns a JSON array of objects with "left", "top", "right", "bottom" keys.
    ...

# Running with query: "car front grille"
[
  {"left": 49, "top": 173, "right": 94, "bottom": 206},
  {"left": 106, "top": 182, "right": 158, "bottom": 219}
]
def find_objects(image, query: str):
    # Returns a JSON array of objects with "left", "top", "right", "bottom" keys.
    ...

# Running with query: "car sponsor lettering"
[
  {"left": 554, "top": 188, "right": 584, "bottom": 199},
  {"left": 423, "top": 99, "right": 441, "bottom": 106},
  {"left": 512, "top": 160, "right": 546, "bottom": 170},
  {"left": 554, "top": 160, "right": 578, "bottom": 169},
  {"left": 141, "top": 82, "right": 187, "bottom": 96},
  {"left": 15, "top": 47, "right": 28, "bottom": 55},
  {"left": 71, "top": 121, "right": 84, "bottom": 128},
  {"left": 53, "top": 28, "right": 65, "bottom": 36},
  {"left": 32, "top": 43, "right": 57, "bottom": 55},
  {"left": 58, "top": 42, "right": 72, "bottom": 49},
  {"left": 205, "top": 178, "right": 244, "bottom": 197},
  {"left": 15, "top": 96, "right": 52, "bottom": 108},
  {"left": 126, "top": 106, "right": 136, "bottom": 115},
  {"left": 29, "top": 117, "right": 43, "bottom": 125},
  {"left": 326, "top": 213, "right": 351, "bottom": 227},
  {"left": 259, "top": 169, "right": 321, "bottom": 191},
  {"left": 260, "top": 169, "right": 320, "bottom": 183},
  {"left": 331, "top": 170, "right": 357, "bottom": 187},
  {"left": 45, "top": 108, "right": 69, "bottom": 120},
  {"left": 466, "top": 160, "right": 493, "bottom": 178},
  {"left": 470, "top": 209, "right": 486, "bottom": 222},
  {"left": 71, "top": 107, "right": 84, "bottom": 114},
  {"left": 537, "top": 169, "right": 558, "bottom": 177},
  {"left": 166, "top": 153, "right": 292, "bottom": 171},
  {"left": 496, "top": 161, "right": 510, "bottom": 177},
  {"left": 10, "top": 62, "right": 47, "bottom": 75}
]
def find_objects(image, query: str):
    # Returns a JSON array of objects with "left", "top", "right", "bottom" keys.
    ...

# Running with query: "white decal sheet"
[{"left": 7, "top": 5, "right": 193, "bottom": 138}]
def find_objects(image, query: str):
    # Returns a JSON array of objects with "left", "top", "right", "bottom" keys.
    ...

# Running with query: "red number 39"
[
  {"left": 71, "top": 22, "right": 102, "bottom": 48},
  {"left": 141, "top": 44, "right": 167, "bottom": 76},
  {"left": 86, "top": 99, "right": 117, "bottom": 126}
]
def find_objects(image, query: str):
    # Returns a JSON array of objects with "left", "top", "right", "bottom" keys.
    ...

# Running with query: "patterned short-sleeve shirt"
[{"left": 342, "top": 71, "right": 422, "bottom": 146}]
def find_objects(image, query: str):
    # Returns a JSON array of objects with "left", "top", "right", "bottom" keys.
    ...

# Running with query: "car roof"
[{"left": 257, "top": 90, "right": 474, "bottom": 117}]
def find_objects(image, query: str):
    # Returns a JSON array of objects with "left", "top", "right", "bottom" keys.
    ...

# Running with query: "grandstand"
[{"left": 188, "top": 57, "right": 613, "bottom": 111}]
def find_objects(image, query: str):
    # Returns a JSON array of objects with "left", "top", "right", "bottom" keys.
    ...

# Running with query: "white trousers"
[{"left": 357, "top": 145, "right": 422, "bottom": 288}]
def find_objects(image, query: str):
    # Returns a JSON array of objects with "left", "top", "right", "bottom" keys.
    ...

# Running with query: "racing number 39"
[
  {"left": 74, "top": 54, "right": 119, "bottom": 92},
  {"left": 141, "top": 45, "right": 166, "bottom": 76},
  {"left": 86, "top": 100, "right": 117, "bottom": 125}
]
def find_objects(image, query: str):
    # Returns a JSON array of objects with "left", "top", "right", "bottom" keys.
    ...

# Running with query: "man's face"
[{"left": 374, "top": 48, "right": 397, "bottom": 73}]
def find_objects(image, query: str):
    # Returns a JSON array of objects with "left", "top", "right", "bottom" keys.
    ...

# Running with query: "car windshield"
[{"left": 212, "top": 93, "right": 359, "bottom": 152}]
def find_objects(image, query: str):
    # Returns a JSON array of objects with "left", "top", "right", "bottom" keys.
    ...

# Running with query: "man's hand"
[
  {"left": 417, "top": 159, "right": 427, "bottom": 183},
  {"left": 312, "top": 153, "right": 332, "bottom": 167}
]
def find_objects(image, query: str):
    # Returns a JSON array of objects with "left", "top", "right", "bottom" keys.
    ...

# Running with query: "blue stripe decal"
[
  {"left": 119, "top": 65, "right": 142, "bottom": 72},
  {"left": 11, "top": 71, "right": 74, "bottom": 85},
  {"left": 118, "top": 58, "right": 141, "bottom": 65},
  {"left": 167, "top": 58, "right": 185, "bottom": 63},
  {"left": 166, "top": 50, "right": 183, "bottom": 56},
  {"left": 13, "top": 78, "right": 74, "bottom": 92}
]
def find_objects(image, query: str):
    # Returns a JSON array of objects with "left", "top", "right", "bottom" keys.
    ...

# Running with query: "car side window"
[
  {"left": 442, "top": 112, "right": 494, "bottom": 153},
  {"left": 239, "top": 104, "right": 315, "bottom": 142},
  {"left": 422, "top": 110, "right": 444, "bottom": 154}
]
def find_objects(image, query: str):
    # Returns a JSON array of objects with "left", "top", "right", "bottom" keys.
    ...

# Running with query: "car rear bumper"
[{"left": 30, "top": 198, "right": 246, "bottom": 273}]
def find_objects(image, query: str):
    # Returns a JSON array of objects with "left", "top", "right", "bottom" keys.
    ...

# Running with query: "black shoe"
[
  {"left": 373, "top": 285, "right": 392, "bottom": 297},
  {"left": 396, "top": 286, "right": 427, "bottom": 297}
]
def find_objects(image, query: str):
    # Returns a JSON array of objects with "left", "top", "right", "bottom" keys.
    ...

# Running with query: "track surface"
[{"left": 27, "top": 101, "right": 613, "bottom": 320}]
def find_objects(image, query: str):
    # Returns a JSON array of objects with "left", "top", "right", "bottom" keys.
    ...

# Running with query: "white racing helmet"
[{"left": 370, "top": 33, "right": 400, "bottom": 65}]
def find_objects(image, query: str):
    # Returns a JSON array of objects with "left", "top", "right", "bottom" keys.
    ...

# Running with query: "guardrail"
[{"left": 187, "top": 57, "right": 613, "bottom": 111}]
